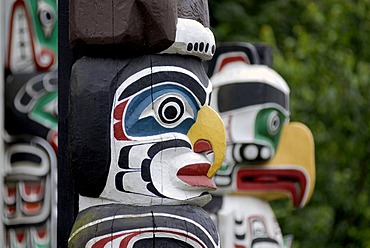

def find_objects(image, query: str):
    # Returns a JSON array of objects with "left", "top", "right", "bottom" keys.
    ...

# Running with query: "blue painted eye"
[
  {"left": 140, "top": 93, "right": 195, "bottom": 128},
  {"left": 123, "top": 85, "right": 199, "bottom": 137}
]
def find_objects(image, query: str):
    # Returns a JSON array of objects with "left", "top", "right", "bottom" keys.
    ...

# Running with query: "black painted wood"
[{"left": 58, "top": 0, "right": 77, "bottom": 247}]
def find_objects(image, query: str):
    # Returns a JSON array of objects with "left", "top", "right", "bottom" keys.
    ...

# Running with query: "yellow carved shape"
[
  {"left": 266, "top": 122, "right": 316, "bottom": 206},
  {"left": 188, "top": 106, "right": 226, "bottom": 178}
]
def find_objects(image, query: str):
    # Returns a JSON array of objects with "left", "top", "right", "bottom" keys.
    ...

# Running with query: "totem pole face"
[
  {"left": 97, "top": 55, "right": 225, "bottom": 205},
  {"left": 208, "top": 45, "right": 315, "bottom": 208},
  {"left": 6, "top": 0, "right": 57, "bottom": 72},
  {"left": 212, "top": 63, "right": 290, "bottom": 167},
  {"left": 202, "top": 44, "right": 314, "bottom": 248},
  {"left": 67, "top": 1, "right": 225, "bottom": 246}
]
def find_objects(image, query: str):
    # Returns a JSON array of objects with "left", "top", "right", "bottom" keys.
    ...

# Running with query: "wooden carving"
[
  {"left": 65, "top": 0, "right": 225, "bottom": 247},
  {"left": 204, "top": 43, "right": 315, "bottom": 247},
  {"left": 1, "top": 0, "right": 58, "bottom": 247}
]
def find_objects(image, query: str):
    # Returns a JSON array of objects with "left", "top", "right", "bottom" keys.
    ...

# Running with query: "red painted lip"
[
  {"left": 177, "top": 163, "right": 216, "bottom": 189},
  {"left": 237, "top": 169, "right": 308, "bottom": 207}
]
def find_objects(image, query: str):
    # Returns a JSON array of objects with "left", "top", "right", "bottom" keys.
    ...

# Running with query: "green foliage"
[{"left": 209, "top": 0, "right": 370, "bottom": 246}]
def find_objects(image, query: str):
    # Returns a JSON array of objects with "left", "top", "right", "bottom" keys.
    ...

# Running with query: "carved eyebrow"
[
  {"left": 118, "top": 70, "right": 207, "bottom": 106},
  {"left": 217, "top": 82, "right": 289, "bottom": 112}
]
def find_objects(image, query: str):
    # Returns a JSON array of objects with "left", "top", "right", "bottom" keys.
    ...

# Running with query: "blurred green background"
[{"left": 208, "top": 0, "right": 370, "bottom": 247}]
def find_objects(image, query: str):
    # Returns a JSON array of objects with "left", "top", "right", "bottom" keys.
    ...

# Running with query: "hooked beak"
[
  {"left": 267, "top": 122, "right": 315, "bottom": 206},
  {"left": 236, "top": 122, "right": 315, "bottom": 207},
  {"left": 187, "top": 106, "right": 226, "bottom": 178}
]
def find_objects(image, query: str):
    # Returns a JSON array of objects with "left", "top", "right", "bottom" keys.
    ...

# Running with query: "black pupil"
[
  {"left": 273, "top": 119, "right": 278, "bottom": 127},
  {"left": 164, "top": 106, "right": 178, "bottom": 120},
  {"left": 158, "top": 97, "right": 185, "bottom": 124},
  {"left": 46, "top": 12, "right": 51, "bottom": 20}
]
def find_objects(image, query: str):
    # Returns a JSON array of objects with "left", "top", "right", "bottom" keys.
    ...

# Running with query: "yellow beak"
[
  {"left": 266, "top": 122, "right": 316, "bottom": 206},
  {"left": 187, "top": 105, "right": 226, "bottom": 178}
]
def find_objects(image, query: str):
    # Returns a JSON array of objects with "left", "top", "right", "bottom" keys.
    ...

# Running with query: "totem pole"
[
  {"left": 1, "top": 0, "right": 58, "bottom": 247},
  {"left": 63, "top": 1, "right": 226, "bottom": 247},
  {"left": 0, "top": 0, "right": 5, "bottom": 243},
  {"left": 204, "top": 43, "right": 315, "bottom": 247}
]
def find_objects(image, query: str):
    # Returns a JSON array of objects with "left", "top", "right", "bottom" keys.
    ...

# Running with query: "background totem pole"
[
  {"left": 59, "top": 0, "right": 226, "bottom": 247},
  {"left": 204, "top": 43, "right": 316, "bottom": 247},
  {"left": 0, "top": 1, "right": 4, "bottom": 244},
  {"left": 1, "top": 0, "right": 58, "bottom": 247}
]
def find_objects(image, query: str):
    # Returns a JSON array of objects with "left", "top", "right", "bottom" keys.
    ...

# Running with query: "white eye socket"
[
  {"left": 267, "top": 111, "right": 280, "bottom": 135},
  {"left": 38, "top": 5, "right": 56, "bottom": 28},
  {"left": 158, "top": 97, "right": 185, "bottom": 124}
]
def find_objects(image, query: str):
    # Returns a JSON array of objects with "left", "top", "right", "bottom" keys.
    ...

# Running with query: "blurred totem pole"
[
  {"left": 60, "top": 0, "right": 226, "bottom": 247},
  {"left": 204, "top": 43, "right": 316, "bottom": 248},
  {"left": 1, "top": 0, "right": 58, "bottom": 247}
]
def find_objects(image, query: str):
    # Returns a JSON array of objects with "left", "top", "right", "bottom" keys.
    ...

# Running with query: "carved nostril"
[{"left": 193, "top": 139, "right": 212, "bottom": 154}]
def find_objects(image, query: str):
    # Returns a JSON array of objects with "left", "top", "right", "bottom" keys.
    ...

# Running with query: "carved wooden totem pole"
[
  {"left": 0, "top": 2, "right": 4, "bottom": 244},
  {"left": 64, "top": 1, "right": 226, "bottom": 247},
  {"left": 204, "top": 43, "right": 315, "bottom": 248},
  {"left": 1, "top": 0, "right": 58, "bottom": 247}
]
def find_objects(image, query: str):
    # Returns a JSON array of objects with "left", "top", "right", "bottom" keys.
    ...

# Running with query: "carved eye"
[
  {"left": 38, "top": 4, "right": 56, "bottom": 28},
  {"left": 139, "top": 93, "right": 195, "bottom": 129},
  {"left": 267, "top": 111, "right": 280, "bottom": 135},
  {"left": 158, "top": 97, "right": 185, "bottom": 124}
]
